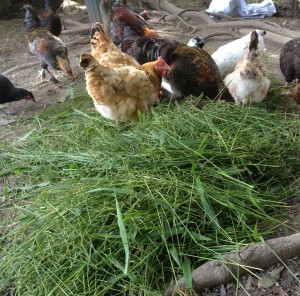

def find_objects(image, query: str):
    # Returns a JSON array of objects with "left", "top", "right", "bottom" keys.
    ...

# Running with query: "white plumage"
[
  {"left": 212, "top": 29, "right": 266, "bottom": 78},
  {"left": 224, "top": 30, "right": 270, "bottom": 106}
]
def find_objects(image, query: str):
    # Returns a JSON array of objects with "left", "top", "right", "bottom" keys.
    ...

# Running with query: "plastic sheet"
[{"left": 206, "top": 0, "right": 276, "bottom": 18}]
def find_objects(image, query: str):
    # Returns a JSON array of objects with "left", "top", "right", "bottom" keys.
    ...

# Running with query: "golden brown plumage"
[
  {"left": 111, "top": 0, "right": 158, "bottom": 45},
  {"left": 90, "top": 22, "right": 139, "bottom": 68},
  {"left": 79, "top": 53, "right": 168, "bottom": 122}
]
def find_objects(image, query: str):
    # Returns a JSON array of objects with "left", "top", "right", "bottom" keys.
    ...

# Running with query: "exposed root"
[
  {"left": 60, "top": 23, "right": 91, "bottom": 35},
  {"left": 169, "top": 233, "right": 300, "bottom": 294},
  {"left": 203, "top": 31, "right": 240, "bottom": 42},
  {"left": 205, "top": 11, "right": 243, "bottom": 21},
  {"left": 3, "top": 62, "right": 40, "bottom": 76},
  {"left": 174, "top": 15, "right": 197, "bottom": 34}
]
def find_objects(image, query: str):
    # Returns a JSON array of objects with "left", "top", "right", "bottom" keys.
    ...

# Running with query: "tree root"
[
  {"left": 174, "top": 15, "right": 197, "bottom": 34},
  {"left": 203, "top": 20, "right": 300, "bottom": 39},
  {"left": 168, "top": 233, "right": 300, "bottom": 294},
  {"left": 61, "top": 23, "right": 91, "bottom": 35},
  {"left": 3, "top": 62, "right": 40, "bottom": 76},
  {"left": 143, "top": 0, "right": 300, "bottom": 46}
]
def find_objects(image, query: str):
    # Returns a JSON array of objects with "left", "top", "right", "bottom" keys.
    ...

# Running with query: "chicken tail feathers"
[
  {"left": 91, "top": 22, "right": 110, "bottom": 44},
  {"left": 44, "top": 0, "right": 54, "bottom": 11},
  {"left": 23, "top": 5, "right": 41, "bottom": 32}
]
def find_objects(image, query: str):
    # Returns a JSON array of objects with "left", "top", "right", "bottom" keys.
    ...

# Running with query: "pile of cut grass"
[{"left": 0, "top": 96, "right": 300, "bottom": 295}]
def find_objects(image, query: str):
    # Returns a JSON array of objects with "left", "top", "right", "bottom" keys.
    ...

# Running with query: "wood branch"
[
  {"left": 66, "top": 38, "right": 90, "bottom": 48},
  {"left": 203, "top": 31, "right": 241, "bottom": 42},
  {"left": 170, "top": 233, "right": 300, "bottom": 294},
  {"left": 63, "top": 18, "right": 86, "bottom": 27},
  {"left": 174, "top": 15, "right": 197, "bottom": 34},
  {"left": 2, "top": 62, "right": 39, "bottom": 76},
  {"left": 238, "top": 28, "right": 291, "bottom": 46},
  {"left": 203, "top": 20, "right": 300, "bottom": 39},
  {"left": 61, "top": 24, "right": 91, "bottom": 35},
  {"left": 205, "top": 11, "right": 243, "bottom": 21}
]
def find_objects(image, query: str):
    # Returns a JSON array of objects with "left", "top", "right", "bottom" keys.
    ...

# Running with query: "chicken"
[
  {"left": 90, "top": 22, "right": 139, "bottom": 68},
  {"left": 212, "top": 29, "right": 266, "bottom": 78},
  {"left": 121, "top": 33, "right": 234, "bottom": 103},
  {"left": 111, "top": 0, "right": 159, "bottom": 45},
  {"left": 224, "top": 31, "right": 270, "bottom": 106},
  {"left": 187, "top": 36, "right": 205, "bottom": 49},
  {"left": 79, "top": 52, "right": 168, "bottom": 122},
  {"left": 23, "top": 5, "right": 73, "bottom": 83},
  {"left": 40, "top": 0, "right": 63, "bottom": 37},
  {"left": 0, "top": 74, "right": 35, "bottom": 114},
  {"left": 279, "top": 37, "right": 300, "bottom": 104}
]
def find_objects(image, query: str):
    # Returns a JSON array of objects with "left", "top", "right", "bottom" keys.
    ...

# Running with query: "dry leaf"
[{"left": 258, "top": 266, "right": 284, "bottom": 289}]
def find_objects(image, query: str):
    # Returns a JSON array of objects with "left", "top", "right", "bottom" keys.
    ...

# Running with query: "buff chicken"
[{"left": 80, "top": 53, "right": 168, "bottom": 122}]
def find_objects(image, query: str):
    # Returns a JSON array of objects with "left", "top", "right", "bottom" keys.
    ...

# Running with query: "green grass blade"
[
  {"left": 195, "top": 177, "right": 220, "bottom": 232},
  {"left": 115, "top": 197, "right": 130, "bottom": 275}
]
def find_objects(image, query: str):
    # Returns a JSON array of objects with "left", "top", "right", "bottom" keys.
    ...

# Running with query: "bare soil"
[{"left": 0, "top": 0, "right": 299, "bottom": 295}]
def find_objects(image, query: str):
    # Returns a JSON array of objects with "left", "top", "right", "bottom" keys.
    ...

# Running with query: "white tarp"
[{"left": 206, "top": 0, "right": 276, "bottom": 18}]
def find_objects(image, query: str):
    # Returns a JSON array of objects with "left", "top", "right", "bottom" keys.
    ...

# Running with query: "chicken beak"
[
  {"left": 26, "top": 95, "right": 36, "bottom": 103},
  {"left": 68, "top": 70, "right": 75, "bottom": 81}
]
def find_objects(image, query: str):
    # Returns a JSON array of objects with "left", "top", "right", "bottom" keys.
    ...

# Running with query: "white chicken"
[
  {"left": 212, "top": 29, "right": 266, "bottom": 78},
  {"left": 224, "top": 30, "right": 270, "bottom": 106}
]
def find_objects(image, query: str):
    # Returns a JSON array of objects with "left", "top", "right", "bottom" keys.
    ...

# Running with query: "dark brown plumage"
[
  {"left": 111, "top": 0, "right": 158, "bottom": 45},
  {"left": 280, "top": 37, "right": 300, "bottom": 104},
  {"left": 40, "top": 0, "right": 63, "bottom": 37},
  {"left": 121, "top": 33, "right": 234, "bottom": 103},
  {"left": 23, "top": 4, "right": 73, "bottom": 83}
]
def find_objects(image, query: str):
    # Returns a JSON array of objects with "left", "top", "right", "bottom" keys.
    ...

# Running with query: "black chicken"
[
  {"left": 121, "top": 31, "right": 234, "bottom": 103},
  {"left": 0, "top": 74, "right": 35, "bottom": 113}
]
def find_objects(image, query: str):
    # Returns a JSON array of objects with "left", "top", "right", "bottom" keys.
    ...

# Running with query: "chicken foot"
[{"left": 37, "top": 65, "right": 59, "bottom": 84}]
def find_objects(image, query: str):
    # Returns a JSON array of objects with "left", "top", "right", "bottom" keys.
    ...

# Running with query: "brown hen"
[{"left": 80, "top": 53, "right": 168, "bottom": 122}]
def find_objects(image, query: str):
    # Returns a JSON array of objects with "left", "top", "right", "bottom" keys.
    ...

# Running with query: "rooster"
[
  {"left": 79, "top": 53, "right": 168, "bottom": 122},
  {"left": 224, "top": 31, "right": 270, "bottom": 106},
  {"left": 90, "top": 22, "right": 139, "bottom": 68},
  {"left": 121, "top": 32, "right": 234, "bottom": 103},
  {"left": 40, "top": 0, "right": 63, "bottom": 37},
  {"left": 23, "top": 5, "right": 74, "bottom": 83},
  {"left": 0, "top": 74, "right": 35, "bottom": 114},
  {"left": 212, "top": 30, "right": 266, "bottom": 78},
  {"left": 111, "top": 0, "right": 159, "bottom": 45},
  {"left": 280, "top": 37, "right": 300, "bottom": 104}
]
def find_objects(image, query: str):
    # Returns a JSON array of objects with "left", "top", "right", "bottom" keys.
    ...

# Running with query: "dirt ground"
[{"left": 0, "top": 0, "right": 300, "bottom": 295}]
